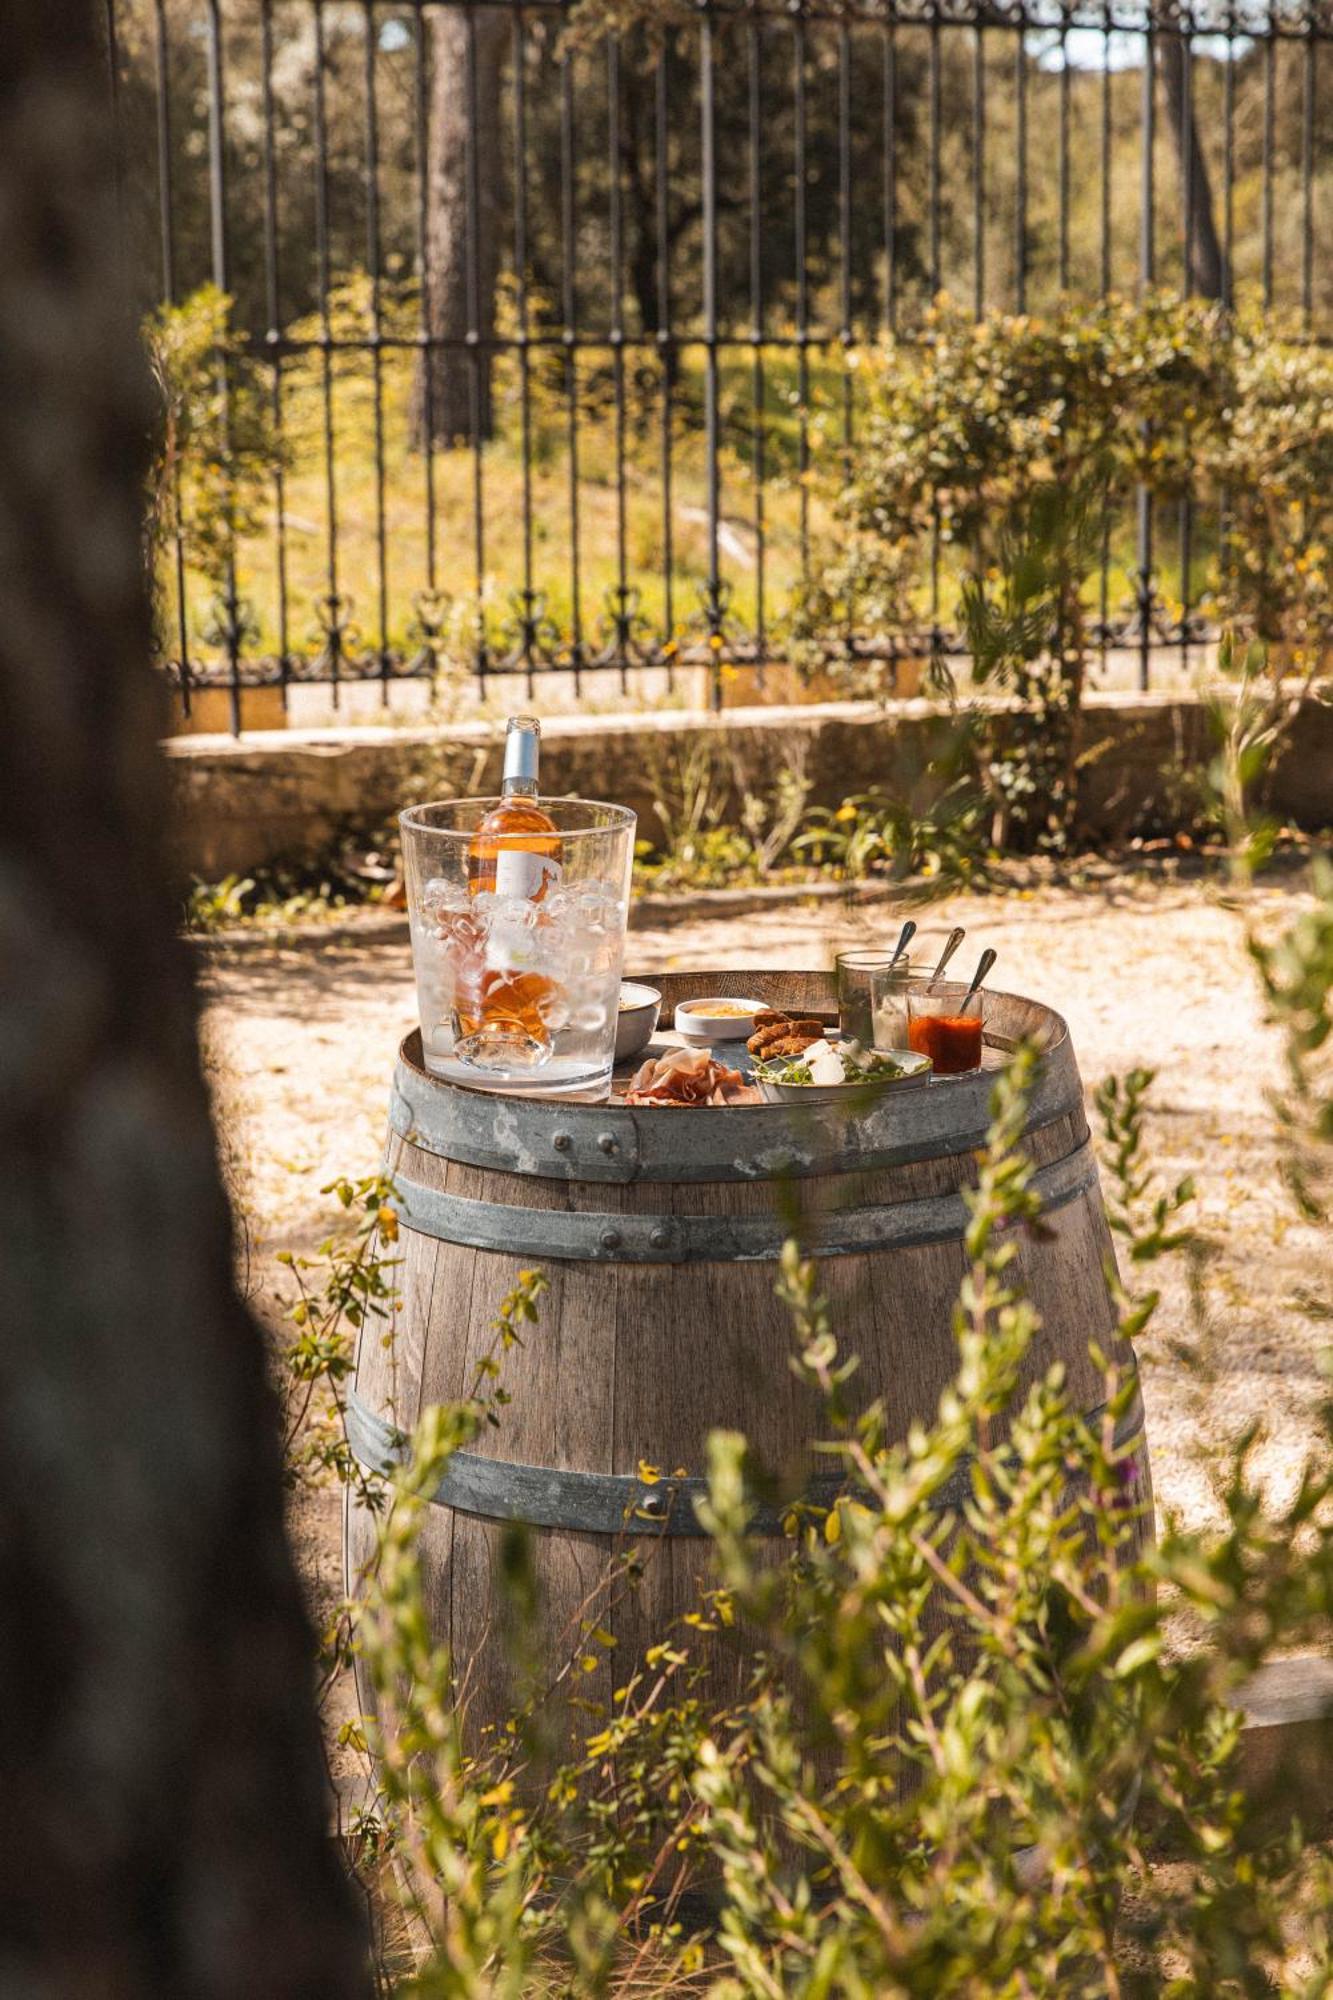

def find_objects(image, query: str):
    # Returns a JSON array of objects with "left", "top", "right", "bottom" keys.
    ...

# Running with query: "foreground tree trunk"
[
  {"left": 0, "top": 6, "right": 366, "bottom": 1991},
  {"left": 1156, "top": 27, "right": 1228, "bottom": 300},
  {"left": 413, "top": 5, "right": 508, "bottom": 448}
]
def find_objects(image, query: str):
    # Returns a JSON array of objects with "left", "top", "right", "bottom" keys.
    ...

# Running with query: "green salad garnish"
[
  {"left": 839, "top": 1042, "right": 909, "bottom": 1083},
  {"left": 750, "top": 1054, "right": 816, "bottom": 1086},
  {"left": 750, "top": 1040, "right": 909, "bottom": 1088}
]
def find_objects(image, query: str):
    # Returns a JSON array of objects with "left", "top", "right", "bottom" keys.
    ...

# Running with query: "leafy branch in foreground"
[
  {"left": 1251, "top": 854, "right": 1333, "bottom": 1234},
  {"left": 1095, "top": 1068, "right": 1196, "bottom": 1271},
  {"left": 279, "top": 1173, "right": 403, "bottom": 1509}
]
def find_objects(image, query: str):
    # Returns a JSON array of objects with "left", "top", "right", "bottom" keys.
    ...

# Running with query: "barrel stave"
[{"left": 613, "top": 1249, "right": 822, "bottom": 1483}]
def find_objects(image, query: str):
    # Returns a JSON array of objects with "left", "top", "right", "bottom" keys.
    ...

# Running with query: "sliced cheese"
[{"left": 803, "top": 1038, "right": 846, "bottom": 1086}]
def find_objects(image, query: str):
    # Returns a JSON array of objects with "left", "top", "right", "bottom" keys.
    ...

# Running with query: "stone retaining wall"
[{"left": 165, "top": 691, "right": 1333, "bottom": 880}]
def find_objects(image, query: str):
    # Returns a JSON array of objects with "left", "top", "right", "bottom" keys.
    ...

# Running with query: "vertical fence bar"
[
  {"left": 1304, "top": 19, "right": 1317, "bottom": 327},
  {"left": 1262, "top": 17, "right": 1276, "bottom": 305},
  {"left": 839, "top": 15, "right": 854, "bottom": 486},
  {"left": 793, "top": 10, "right": 810, "bottom": 585},
  {"left": 883, "top": 23, "right": 897, "bottom": 334},
  {"left": 413, "top": 10, "right": 439, "bottom": 605},
  {"left": 464, "top": 6, "right": 488, "bottom": 677},
  {"left": 154, "top": 0, "right": 193, "bottom": 717},
  {"left": 561, "top": 53, "right": 583, "bottom": 691},
  {"left": 1181, "top": 21, "right": 1195, "bottom": 296},
  {"left": 748, "top": 16, "right": 766, "bottom": 678},
  {"left": 656, "top": 44, "right": 674, "bottom": 686},
  {"left": 608, "top": 35, "right": 629, "bottom": 690},
  {"left": 1014, "top": 17, "right": 1027, "bottom": 311},
  {"left": 1097, "top": 20, "right": 1112, "bottom": 679},
  {"left": 929, "top": 5, "right": 942, "bottom": 298},
  {"left": 702, "top": 1, "right": 724, "bottom": 706},
  {"left": 514, "top": 10, "right": 536, "bottom": 695},
  {"left": 364, "top": 1, "right": 390, "bottom": 697},
  {"left": 206, "top": 2, "right": 228, "bottom": 296},
  {"left": 104, "top": 0, "right": 128, "bottom": 273},
  {"left": 312, "top": 0, "right": 343, "bottom": 711},
  {"left": 1178, "top": 18, "right": 1194, "bottom": 683},
  {"left": 974, "top": 23, "right": 986, "bottom": 316},
  {"left": 1059, "top": 15, "right": 1071, "bottom": 292},
  {"left": 206, "top": 0, "right": 243, "bottom": 733},
  {"left": 1301, "top": 5, "right": 1316, "bottom": 616},
  {"left": 931, "top": 7, "right": 947, "bottom": 652},
  {"left": 1141, "top": 20, "right": 1155, "bottom": 289},
  {"left": 1137, "top": 17, "right": 1156, "bottom": 692},
  {"left": 1223, "top": 2, "right": 1236, "bottom": 307},
  {"left": 1100, "top": 8, "right": 1112, "bottom": 297},
  {"left": 1097, "top": 20, "right": 1111, "bottom": 679},
  {"left": 260, "top": 0, "right": 291, "bottom": 709},
  {"left": 153, "top": 0, "right": 175, "bottom": 304},
  {"left": 1219, "top": 0, "right": 1236, "bottom": 638}
]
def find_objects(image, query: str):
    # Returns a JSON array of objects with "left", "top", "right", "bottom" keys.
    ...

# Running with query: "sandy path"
[{"left": 198, "top": 867, "right": 1329, "bottom": 1604}]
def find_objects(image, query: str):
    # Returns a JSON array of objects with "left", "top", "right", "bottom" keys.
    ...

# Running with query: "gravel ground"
[{"left": 198, "top": 862, "right": 1330, "bottom": 1658}]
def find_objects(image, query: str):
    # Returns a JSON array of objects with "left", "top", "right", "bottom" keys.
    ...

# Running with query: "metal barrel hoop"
[
  {"left": 389, "top": 1137, "right": 1100, "bottom": 1265},
  {"left": 346, "top": 1382, "right": 1148, "bottom": 1539}
]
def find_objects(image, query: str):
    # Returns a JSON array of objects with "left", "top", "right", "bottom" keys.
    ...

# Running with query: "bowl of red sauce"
[{"left": 905, "top": 982, "right": 986, "bottom": 1076}]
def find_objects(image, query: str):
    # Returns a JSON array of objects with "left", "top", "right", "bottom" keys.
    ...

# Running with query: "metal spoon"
[
  {"left": 961, "top": 947, "right": 997, "bottom": 1010},
  {"left": 930, "top": 925, "right": 966, "bottom": 988},
  {"left": 888, "top": 918, "right": 917, "bottom": 968}
]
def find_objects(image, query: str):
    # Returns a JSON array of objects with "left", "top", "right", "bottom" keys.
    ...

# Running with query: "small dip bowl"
[
  {"left": 615, "top": 982, "right": 662, "bottom": 1062},
  {"left": 674, "top": 996, "right": 768, "bottom": 1043},
  {"left": 757, "top": 1045, "right": 931, "bottom": 1105}
]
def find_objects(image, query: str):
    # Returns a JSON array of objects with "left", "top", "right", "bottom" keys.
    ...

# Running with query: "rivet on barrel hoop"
[
  {"left": 552, "top": 1132, "right": 572, "bottom": 1153},
  {"left": 637, "top": 1490, "right": 668, "bottom": 1520},
  {"left": 598, "top": 1132, "right": 619, "bottom": 1155},
  {"left": 649, "top": 1225, "right": 672, "bottom": 1249},
  {"left": 600, "top": 1227, "right": 623, "bottom": 1251}
]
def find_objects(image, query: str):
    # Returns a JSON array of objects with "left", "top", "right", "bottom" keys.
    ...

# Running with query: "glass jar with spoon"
[
  {"left": 835, "top": 921, "right": 915, "bottom": 1046},
  {"left": 905, "top": 947, "right": 996, "bottom": 1075},
  {"left": 870, "top": 924, "right": 965, "bottom": 1052}
]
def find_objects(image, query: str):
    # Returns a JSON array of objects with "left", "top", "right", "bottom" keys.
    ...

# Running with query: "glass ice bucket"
[{"left": 401, "top": 798, "right": 637, "bottom": 1098}]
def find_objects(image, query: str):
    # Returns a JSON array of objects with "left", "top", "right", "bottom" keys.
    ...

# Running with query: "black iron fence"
[{"left": 106, "top": 0, "right": 1333, "bottom": 726}]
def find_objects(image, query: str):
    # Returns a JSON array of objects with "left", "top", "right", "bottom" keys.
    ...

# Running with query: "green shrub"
[
  {"left": 1210, "top": 318, "right": 1333, "bottom": 660},
  {"left": 634, "top": 731, "right": 814, "bottom": 891},
  {"left": 793, "top": 292, "right": 1333, "bottom": 689},
  {"left": 789, "top": 293, "right": 1226, "bottom": 684},
  {"left": 845, "top": 293, "right": 1224, "bottom": 557},
  {"left": 144, "top": 284, "right": 284, "bottom": 618},
  {"left": 794, "top": 779, "right": 985, "bottom": 886}
]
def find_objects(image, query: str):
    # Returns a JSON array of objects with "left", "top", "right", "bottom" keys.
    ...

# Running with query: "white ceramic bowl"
[
  {"left": 757, "top": 1046, "right": 931, "bottom": 1104},
  {"left": 673, "top": 996, "right": 769, "bottom": 1042},
  {"left": 615, "top": 982, "right": 662, "bottom": 1062}
]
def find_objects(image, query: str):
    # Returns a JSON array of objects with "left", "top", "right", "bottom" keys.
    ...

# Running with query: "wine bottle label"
[{"left": 494, "top": 848, "right": 562, "bottom": 901}]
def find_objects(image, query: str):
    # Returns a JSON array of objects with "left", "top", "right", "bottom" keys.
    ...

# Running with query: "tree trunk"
[
  {"left": 1156, "top": 30, "right": 1228, "bottom": 301},
  {"left": 0, "top": 6, "right": 366, "bottom": 1992},
  {"left": 413, "top": 6, "right": 508, "bottom": 449}
]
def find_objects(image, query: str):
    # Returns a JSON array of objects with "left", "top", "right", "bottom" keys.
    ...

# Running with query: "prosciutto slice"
[{"left": 624, "top": 1044, "right": 758, "bottom": 1106}]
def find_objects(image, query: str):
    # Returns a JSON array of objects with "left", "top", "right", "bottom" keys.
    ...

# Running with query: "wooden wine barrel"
[{"left": 345, "top": 970, "right": 1153, "bottom": 1748}]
